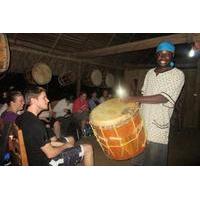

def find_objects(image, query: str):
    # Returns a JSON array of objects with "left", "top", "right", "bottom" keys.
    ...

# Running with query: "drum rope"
[
  {"left": 113, "top": 126, "right": 124, "bottom": 158},
  {"left": 96, "top": 132, "right": 142, "bottom": 148},
  {"left": 99, "top": 126, "right": 115, "bottom": 158}
]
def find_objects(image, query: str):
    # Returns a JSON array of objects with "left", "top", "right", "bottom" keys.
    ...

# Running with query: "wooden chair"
[{"left": 8, "top": 123, "right": 28, "bottom": 166}]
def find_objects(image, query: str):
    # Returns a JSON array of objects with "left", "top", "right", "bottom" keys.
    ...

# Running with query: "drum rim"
[
  {"left": 0, "top": 34, "right": 10, "bottom": 73},
  {"left": 89, "top": 98, "right": 139, "bottom": 127}
]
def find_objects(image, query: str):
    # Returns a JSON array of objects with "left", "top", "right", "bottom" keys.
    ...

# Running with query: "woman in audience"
[{"left": 1, "top": 91, "right": 25, "bottom": 122}]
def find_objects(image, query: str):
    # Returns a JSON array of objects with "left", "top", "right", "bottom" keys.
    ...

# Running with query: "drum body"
[
  {"left": 58, "top": 70, "right": 76, "bottom": 86},
  {"left": 25, "top": 63, "right": 52, "bottom": 85},
  {"left": 105, "top": 73, "right": 115, "bottom": 88},
  {"left": 90, "top": 98, "right": 146, "bottom": 160},
  {"left": 83, "top": 69, "right": 102, "bottom": 87},
  {"left": 0, "top": 34, "right": 10, "bottom": 79}
]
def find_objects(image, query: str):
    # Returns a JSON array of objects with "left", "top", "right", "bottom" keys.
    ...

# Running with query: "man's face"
[
  {"left": 12, "top": 95, "right": 25, "bottom": 111},
  {"left": 103, "top": 90, "right": 108, "bottom": 97},
  {"left": 35, "top": 91, "right": 49, "bottom": 111},
  {"left": 81, "top": 93, "right": 87, "bottom": 100},
  {"left": 156, "top": 50, "right": 173, "bottom": 67},
  {"left": 92, "top": 92, "right": 97, "bottom": 98}
]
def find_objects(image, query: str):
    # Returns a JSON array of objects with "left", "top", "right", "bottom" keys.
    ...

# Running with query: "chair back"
[{"left": 8, "top": 123, "right": 28, "bottom": 166}]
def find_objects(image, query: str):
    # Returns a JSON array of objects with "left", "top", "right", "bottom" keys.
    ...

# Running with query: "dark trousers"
[{"left": 131, "top": 141, "right": 168, "bottom": 166}]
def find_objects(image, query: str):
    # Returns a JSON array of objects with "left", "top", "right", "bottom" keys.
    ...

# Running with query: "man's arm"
[
  {"left": 125, "top": 94, "right": 168, "bottom": 104},
  {"left": 41, "top": 142, "right": 73, "bottom": 159}
]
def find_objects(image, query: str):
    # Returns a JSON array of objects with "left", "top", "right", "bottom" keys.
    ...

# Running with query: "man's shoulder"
[
  {"left": 171, "top": 68, "right": 185, "bottom": 80},
  {"left": 147, "top": 68, "right": 155, "bottom": 74},
  {"left": 173, "top": 67, "right": 184, "bottom": 74},
  {"left": 144, "top": 68, "right": 155, "bottom": 78},
  {"left": 17, "top": 111, "right": 35, "bottom": 123}
]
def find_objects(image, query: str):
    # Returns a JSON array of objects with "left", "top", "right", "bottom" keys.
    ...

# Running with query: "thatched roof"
[{"left": 4, "top": 33, "right": 200, "bottom": 75}]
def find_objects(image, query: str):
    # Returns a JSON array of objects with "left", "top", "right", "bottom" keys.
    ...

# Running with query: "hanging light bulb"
[{"left": 188, "top": 47, "right": 195, "bottom": 57}]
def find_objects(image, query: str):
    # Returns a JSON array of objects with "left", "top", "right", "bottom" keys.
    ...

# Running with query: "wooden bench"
[{"left": 8, "top": 123, "right": 28, "bottom": 166}]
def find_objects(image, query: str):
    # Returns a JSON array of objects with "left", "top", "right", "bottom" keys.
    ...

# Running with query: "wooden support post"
[{"left": 193, "top": 60, "right": 200, "bottom": 128}]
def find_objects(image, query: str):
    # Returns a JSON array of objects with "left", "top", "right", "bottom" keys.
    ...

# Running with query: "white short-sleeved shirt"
[{"left": 140, "top": 67, "right": 185, "bottom": 144}]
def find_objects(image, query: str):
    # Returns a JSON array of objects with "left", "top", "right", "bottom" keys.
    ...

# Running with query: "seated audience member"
[
  {"left": 72, "top": 92, "right": 89, "bottom": 133},
  {"left": 1, "top": 91, "right": 25, "bottom": 122},
  {"left": 16, "top": 87, "right": 93, "bottom": 166},
  {"left": 0, "top": 103, "right": 8, "bottom": 117},
  {"left": 52, "top": 98, "right": 73, "bottom": 118},
  {"left": 51, "top": 98, "right": 79, "bottom": 141},
  {"left": 0, "top": 92, "right": 8, "bottom": 116},
  {"left": 88, "top": 91, "right": 100, "bottom": 111},
  {"left": 108, "top": 93, "right": 113, "bottom": 99},
  {"left": 0, "top": 91, "right": 25, "bottom": 165},
  {"left": 99, "top": 89, "right": 109, "bottom": 103}
]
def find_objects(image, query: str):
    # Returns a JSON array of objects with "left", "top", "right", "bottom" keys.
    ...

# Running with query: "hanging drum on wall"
[
  {"left": 24, "top": 63, "right": 52, "bottom": 85},
  {"left": 0, "top": 34, "right": 10, "bottom": 80},
  {"left": 58, "top": 70, "right": 77, "bottom": 86},
  {"left": 105, "top": 72, "right": 115, "bottom": 88},
  {"left": 83, "top": 69, "right": 103, "bottom": 87}
]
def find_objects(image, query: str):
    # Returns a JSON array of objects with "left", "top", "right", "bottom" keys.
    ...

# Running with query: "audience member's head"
[
  {"left": 102, "top": 89, "right": 108, "bottom": 97},
  {"left": 25, "top": 86, "right": 48, "bottom": 109},
  {"left": 79, "top": 92, "right": 87, "bottom": 100},
  {"left": 91, "top": 91, "right": 97, "bottom": 98},
  {"left": 6, "top": 91, "right": 25, "bottom": 112}
]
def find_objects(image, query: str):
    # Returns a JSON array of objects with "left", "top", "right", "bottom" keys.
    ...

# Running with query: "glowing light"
[
  {"left": 188, "top": 48, "right": 195, "bottom": 57},
  {"left": 116, "top": 85, "right": 127, "bottom": 99}
]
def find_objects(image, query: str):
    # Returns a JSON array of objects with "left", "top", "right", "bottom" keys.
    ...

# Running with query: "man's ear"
[
  {"left": 30, "top": 97, "right": 36, "bottom": 105},
  {"left": 10, "top": 101, "right": 14, "bottom": 106}
]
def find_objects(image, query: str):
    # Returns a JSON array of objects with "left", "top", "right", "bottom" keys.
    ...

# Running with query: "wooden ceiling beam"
[{"left": 71, "top": 33, "right": 200, "bottom": 58}]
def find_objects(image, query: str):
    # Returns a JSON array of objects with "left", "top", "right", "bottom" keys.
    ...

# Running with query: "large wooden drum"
[
  {"left": 25, "top": 63, "right": 52, "bottom": 85},
  {"left": 0, "top": 34, "right": 10, "bottom": 78},
  {"left": 105, "top": 73, "right": 115, "bottom": 88},
  {"left": 83, "top": 69, "right": 102, "bottom": 87},
  {"left": 90, "top": 98, "right": 146, "bottom": 160},
  {"left": 58, "top": 70, "right": 76, "bottom": 86}
]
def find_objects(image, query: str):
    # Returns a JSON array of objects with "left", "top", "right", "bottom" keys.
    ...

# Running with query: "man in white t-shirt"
[
  {"left": 124, "top": 41, "right": 185, "bottom": 166},
  {"left": 52, "top": 98, "right": 73, "bottom": 118}
]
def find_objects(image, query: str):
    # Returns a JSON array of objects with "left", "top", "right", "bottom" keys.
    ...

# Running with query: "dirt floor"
[{"left": 78, "top": 128, "right": 200, "bottom": 166}]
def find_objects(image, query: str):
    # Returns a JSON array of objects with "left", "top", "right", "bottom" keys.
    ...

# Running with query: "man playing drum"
[{"left": 124, "top": 41, "right": 185, "bottom": 165}]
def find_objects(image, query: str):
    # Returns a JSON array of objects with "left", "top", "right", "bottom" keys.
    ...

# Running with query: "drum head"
[
  {"left": 0, "top": 34, "right": 10, "bottom": 73},
  {"left": 32, "top": 63, "right": 52, "bottom": 85},
  {"left": 91, "top": 69, "right": 102, "bottom": 86},
  {"left": 90, "top": 98, "right": 139, "bottom": 127},
  {"left": 105, "top": 73, "right": 115, "bottom": 88}
]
